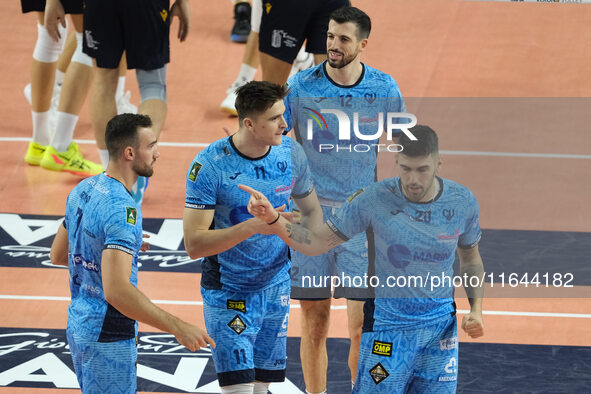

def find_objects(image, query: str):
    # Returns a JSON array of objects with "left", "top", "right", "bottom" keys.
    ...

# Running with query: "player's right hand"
[
  {"left": 238, "top": 184, "right": 278, "bottom": 223},
  {"left": 44, "top": 0, "right": 66, "bottom": 42},
  {"left": 174, "top": 320, "right": 215, "bottom": 351}
]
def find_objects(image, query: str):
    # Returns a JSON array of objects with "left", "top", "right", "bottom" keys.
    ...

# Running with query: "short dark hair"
[
  {"left": 329, "top": 6, "right": 371, "bottom": 40},
  {"left": 105, "top": 114, "right": 152, "bottom": 158},
  {"left": 235, "top": 81, "right": 288, "bottom": 123},
  {"left": 398, "top": 125, "right": 439, "bottom": 157}
]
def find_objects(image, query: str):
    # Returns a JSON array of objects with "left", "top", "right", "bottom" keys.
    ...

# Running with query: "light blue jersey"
[
  {"left": 284, "top": 61, "right": 406, "bottom": 202},
  {"left": 327, "top": 177, "right": 482, "bottom": 329},
  {"left": 185, "top": 136, "right": 313, "bottom": 292},
  {"left": 64, "top": 173, "right": 142, "bottom": 342}
]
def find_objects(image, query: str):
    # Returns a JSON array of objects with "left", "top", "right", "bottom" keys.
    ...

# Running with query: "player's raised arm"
[{"left": 239, "top": 184, "right": 345, "bottom": 255}]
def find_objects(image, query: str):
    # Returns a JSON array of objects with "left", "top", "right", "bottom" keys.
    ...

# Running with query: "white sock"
[
  {"left": 98, "top": 149, "right": 109, "bottom": 168},
  {"left": 55, "top": 69, "right": 65, "bottom": 86},
  {"left": 253, "top": 381, "right": 269, "bottom": 394},
  {"left": 116, "top": 76, "right": 126, "bottom": 99},
  {"left": 31, "top": 111, "right": 51, "bottom": 146},
  {"left": 51, "top": 111, "right": 78, "bottom": 152},
  {"left": 233, "top": 63, "right": 257, "bottom": 88}
]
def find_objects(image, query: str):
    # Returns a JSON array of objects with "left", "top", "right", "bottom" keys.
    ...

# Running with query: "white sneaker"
[
  {"left": 289, "top": 48, "right": 315, "bottom": 78},
  {"left": 220, "top": 87, "right": 238, "bottom": 116},
  {"left": 116, "top": 91, "right": 138, "bottom": 114}
]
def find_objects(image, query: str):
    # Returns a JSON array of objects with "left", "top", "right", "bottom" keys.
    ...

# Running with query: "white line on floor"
[{"left": 1, "top": 294, "right": 590, "bottom": 318}]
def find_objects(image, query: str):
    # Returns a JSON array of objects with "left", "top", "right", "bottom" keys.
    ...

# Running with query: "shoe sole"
[
  {"left": 220, "top": 106, "right": 238, "bottom": 116},
  {"left": 24, "top": 156, "right": 42, "bottom": 166},
  {"left": 231, "top": 34, "right": 248, "bottom": 43}
]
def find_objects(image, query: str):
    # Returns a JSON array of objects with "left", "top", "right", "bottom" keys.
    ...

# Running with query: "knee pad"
[
  {"left": 136, "top": 66, "right": 167, "bottom": 103},
  {"left": 33, "top": 21, "right": 68, "bottom": 63},
  {"left": 220, "top": 382, "right": 254, "bottom": 394},
  {"left": 71, "top": 32, "right": 93, "bottom": 67},
  {"left": 253, "top": 381, "right": 270, "bottom": 394}
]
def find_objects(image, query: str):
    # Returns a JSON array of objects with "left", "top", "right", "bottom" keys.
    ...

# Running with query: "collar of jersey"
[
  {"left": 323, "top": 61, "right": 366, "bottom": 89},
  {"left": 228, "top": 135, "right": 272, "bottom": 161},
  {"left": 395, "top": 176, "right": 444, "bottom": 205}
]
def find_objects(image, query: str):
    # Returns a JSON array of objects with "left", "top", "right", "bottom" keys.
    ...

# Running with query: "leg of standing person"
[
  {"left": 40, "top": 12, "right": 103, "bottom": 177},
  {"left": 24, "top": 9, "right": 67, "bottom": 165}
]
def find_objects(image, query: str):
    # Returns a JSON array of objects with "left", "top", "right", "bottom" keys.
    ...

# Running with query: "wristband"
[{"left": 267, "top": 212, "right": 281, "bottom": 225}]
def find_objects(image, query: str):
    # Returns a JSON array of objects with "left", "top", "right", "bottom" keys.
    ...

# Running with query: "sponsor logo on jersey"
[
  {"left": 160, "top": 9, "right": 168, "bottom": 22},
  {"left": 371, "top": 340, "right": 393, "bottom": 357},
  {"left": 126, "top": 207, "right": 137, "bottom": 226},
  {"left": 440, "top": 336, "right": 458, "bottom": 351},
  {"left": 227, "top": 300, "right": 246, "bottom": 313},
  {"left": 280, "top": 295, "right": 290, "bottom": 307},
  {"left": 347, "top": 188, "right": 364, "bottom": 203},
  {"left": 443, "top": 208, "right": 456, "bottom": 221},
  {"left": 228, "top": 315, "right": 247, "bottom": 335},
  {"left": 265, "top": 1, "right": 272, "bottom": 14},
  {"left": 369, "top": 362, "right": 389, "bottom": 384},
  {"left": 437, "top": 229, "right": 460, "bottom": 240},
  {"left": 188, "top": 162, "right": 202, "bottom": 182},
  {"left": 72, "top": 254, "right": 99, "bottom": 272}
]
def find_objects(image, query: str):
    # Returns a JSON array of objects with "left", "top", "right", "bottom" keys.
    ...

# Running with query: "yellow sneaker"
[
  {"left": 40, "top": 142, "right": 104, "bottom": 177},
  {"left": 24, "top": 141, "right": 47, "bottom": 166}
]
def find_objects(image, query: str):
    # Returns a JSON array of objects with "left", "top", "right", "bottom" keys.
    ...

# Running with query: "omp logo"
[
  {"left": 304, "top": 108, "right": 417, "bottom": 153},
  {"left": 371, "top": 340, "right": 393, "bottom": 357}
]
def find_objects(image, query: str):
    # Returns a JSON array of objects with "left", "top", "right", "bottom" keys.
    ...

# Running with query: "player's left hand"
[
  {"left": 140, "top": 234, "right": 151, "bottom": 252},
  {"left": 170, "top": 0, "right": 191, "bottom": 42},
  {"left": 461, "top": 311, "right": 484, "bottom": 338}
]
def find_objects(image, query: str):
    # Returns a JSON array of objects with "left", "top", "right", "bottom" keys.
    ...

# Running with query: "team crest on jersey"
[
  {"left": 228, "top": 315, "right": 247, "bottom": 335},
  {"left": 227, "top": 300, "right": 246, "bottom": 313},
  {"left": 347, "top": 188, "right": 364, "bottom": 203},
  {"left": 126, "top": 207, "right": 137, "bottom": 226},
  {"left": 188, "top": 162, "right": 202, "bottom": 182},
  {"left": 369, "top": 362, "right": 389, "bottom": 384},
  {"left": 371, "top": 340, "right": 393, "bottom": 357}
]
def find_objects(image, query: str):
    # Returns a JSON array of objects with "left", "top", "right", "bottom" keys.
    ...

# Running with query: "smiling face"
[
  {"left": 246, "top": 99, "right": 288, "bottom": 147},
  {"left": 326, "top": 20, "right": 367, "bottom": 69},
  {"left": 131, "top": 127, "right": 160, "bottom": 177},
  {"left": 396, "top": 153, "right": 440, "bottom": 203}
]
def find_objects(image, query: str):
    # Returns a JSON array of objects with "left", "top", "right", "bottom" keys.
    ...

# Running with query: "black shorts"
[
  {"left": 259, "top": 0, "right": 350, "bottom": 63},
  {"left": 21, "top": 0, "right": 83, "bottom": 14},
  {"left": 83, "top": 0, "right": 170, "bottom": 70}
]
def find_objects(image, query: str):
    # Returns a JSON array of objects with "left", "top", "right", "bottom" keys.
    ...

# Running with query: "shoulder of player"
[
  {"left": 193, "top": 138, "right": 233, "bottom": 166},
  {"left": 287, "top": 63, "right": 325, "bottom": 91},
  {"left": 441, "top": 178, "right": 477, "bottom": 202},
  {"left": 362, "top": 65, "right": 401, "bottom": 90}
]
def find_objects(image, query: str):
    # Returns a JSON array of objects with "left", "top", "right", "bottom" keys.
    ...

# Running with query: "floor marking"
[{"left": 2, "top": 294, "right": 590, "bottom": 318}]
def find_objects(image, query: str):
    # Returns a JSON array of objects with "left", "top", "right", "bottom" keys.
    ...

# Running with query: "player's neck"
[
  {"left": 232, "top": 130, "right": 270, "bottom": 159},
  {"left": 105, "top": 163, "right": 137, "bottom": 193},
  {"left": 326, "top": 59, "right": 363, "bottom": 86}
]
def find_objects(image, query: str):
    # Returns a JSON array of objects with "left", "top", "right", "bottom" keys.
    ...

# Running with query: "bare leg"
[
  {"left": 259, "top": 52, "right": 292, "bottom": 85},
  {"left": 346, "top": 299, "right": 364, "bottom": 385},
  {"left": 139, "top": 99, "right": 167, "bottom": 138},
  {"left": 299, "top": 299, "right": 331, "bottom": 393},
  {"left": 56, "top": 32, "right": 77, "bottom": 74},
  {"left": 91, "top": 65, "right": 119, "bottom": 149},
  {"left": 57, "top": 14, "right": 92, "bottom": 115}
]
